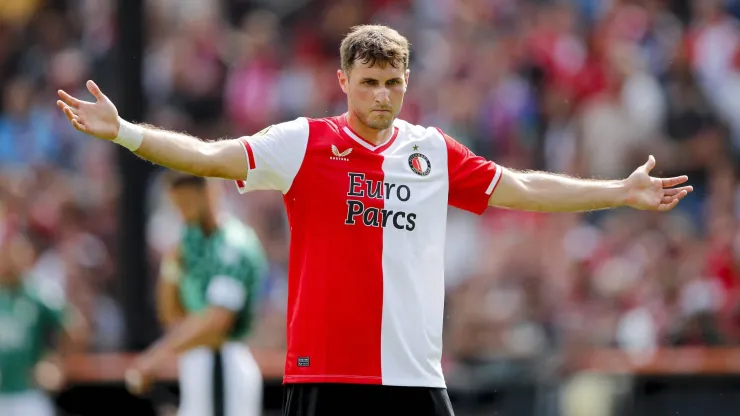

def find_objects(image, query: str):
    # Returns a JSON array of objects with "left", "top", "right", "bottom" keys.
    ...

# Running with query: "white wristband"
[{"left": 113, "top": 118, "right": 144, "bottom": 151}]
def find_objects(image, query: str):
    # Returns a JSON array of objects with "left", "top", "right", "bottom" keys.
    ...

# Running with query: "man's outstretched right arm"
[
  {"left": 56, "top": 80, "right": 247, "bottom": 181},
  {"left": 133, "top": 125, "right": 246, "bottom": 180}
]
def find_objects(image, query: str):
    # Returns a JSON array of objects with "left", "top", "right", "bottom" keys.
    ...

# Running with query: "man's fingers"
[
  {"left": 661, "top": 176, "right": 689, "bottom": 188},
  {"left": 663, "top": 186, "right": 693, "bottom": 196},
  {"left": 659, "top": 198, "right": 679, "bottom": 212},
  {"left": 658, "top": 190, "right": 688, "bottom": 211},
  {"left": 86, "top": 80, "right": 106, "bottom": 102},
  {"left": 661, "top": 190, "right": 688, "bottom": 204},
  {"left": 643, "top": 155, "right": 656, "bottom": 173},
  {"left": 71, "top": 119, "right": 87, "bottom": 133},
  {"left": 57, "top": 90, "right": 83, "bottom": 109},
  {"left": 58, "top": 101, "right": 87, "bottom": 132},
  {"left": 61, "top": 104, "right": 77, "bottom": 122}
]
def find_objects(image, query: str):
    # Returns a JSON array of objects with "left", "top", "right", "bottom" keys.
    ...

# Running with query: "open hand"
[
  {"left": 56, "top": 80, "right": 120, "bottom": 140},
  {"left": 624, "top": 155, "right": 693, "bottom": 212}
]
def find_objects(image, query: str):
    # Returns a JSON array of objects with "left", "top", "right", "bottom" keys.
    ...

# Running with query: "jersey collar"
[{"left": 337, "top": 113, "right": 399, "bottom": 154}]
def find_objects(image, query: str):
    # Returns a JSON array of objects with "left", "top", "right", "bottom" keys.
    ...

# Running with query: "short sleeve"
[
  {"left": 235, "top": 117, "right": 310, "bottom": 194},
  {"left": 35, "top": 282, "right": 67, "bottom": 332},
  {"left": 204, "top": 228, "right": 265, "bottom": 312},
  {"left": 206, "top": 275, "right": 247, "bottom": 311},
  {"left": 440, "top": 129, "right": 502, "bottom": 215}
]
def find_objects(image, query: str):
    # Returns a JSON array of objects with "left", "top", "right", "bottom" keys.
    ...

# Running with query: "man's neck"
[{"left": 346, "top": 111, "right": 394, "bottom": 147}]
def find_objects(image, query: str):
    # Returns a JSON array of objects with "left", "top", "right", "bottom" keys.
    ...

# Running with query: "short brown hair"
[{"left": 340, "top": 25, "right": 410, "bottom": 73}]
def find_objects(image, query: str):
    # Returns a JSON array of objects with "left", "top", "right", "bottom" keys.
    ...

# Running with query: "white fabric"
[
  {"left": 113, "top": 118, "right": 144, "bottom": 151},
  {"left": 236, "top": 117, "right": 309, "bottom": 194},
  {"left": 0, "top": 390, "right": 55, "bottom": 416},
  {"left": 177, "top": 342, "right": 262, "bottom": 416},
  {"left": 206, "top": 276, "right": 246, "bottom": 312},
  {"left": 378, "top": 121, "right": 449, "bottom": 387}
]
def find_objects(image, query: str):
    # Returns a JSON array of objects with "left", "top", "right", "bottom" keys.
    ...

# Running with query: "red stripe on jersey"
[
  {"left": 282, "top": 118, "right": 385, "bottom": 385},
  {"left": 240, "top": 138, "right": 256, "bottom": 170},
  {"left": 437, "top": 128, "right": 498, "bottom": 215}
]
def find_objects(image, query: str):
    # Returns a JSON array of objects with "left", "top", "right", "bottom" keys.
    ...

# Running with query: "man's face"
[
  {"left": 338, "top": 60, "right": 409, "bottom": 130},
  {"left": 168, "top": 186, "right": 207, "bottom": 224}
]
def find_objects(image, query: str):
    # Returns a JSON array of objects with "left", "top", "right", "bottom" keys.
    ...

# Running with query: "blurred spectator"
[{"left": 0, "top": 77, "right": 58, "bottom": 166}]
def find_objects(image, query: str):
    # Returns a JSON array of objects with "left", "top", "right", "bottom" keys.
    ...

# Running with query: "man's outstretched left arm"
[{"left": 488, "top": 156, "right": 692, "bottom": 212}]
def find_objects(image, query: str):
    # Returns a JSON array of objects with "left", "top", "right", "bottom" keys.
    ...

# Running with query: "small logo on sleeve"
[
  {"left": 331, "top": 145, "right": 352, "bottom": 161},
  {"left": 408, "top": 153, "right": 431, "bottom": 176},
  {"left": 297, "top": 357, "right": 310, "bottom": 367}
]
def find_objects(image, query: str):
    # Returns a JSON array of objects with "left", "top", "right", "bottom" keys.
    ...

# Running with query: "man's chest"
[{"left": 288, "top": 135, "right": 449, "bottom": 232}]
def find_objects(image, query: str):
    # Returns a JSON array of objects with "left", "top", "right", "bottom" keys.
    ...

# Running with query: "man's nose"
[{"left": 374, "top": 88, "right": 390, "bottom": 103}]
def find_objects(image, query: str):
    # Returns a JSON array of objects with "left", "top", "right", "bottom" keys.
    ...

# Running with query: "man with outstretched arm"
[{"left": 57, "top": 24, "right": 691, "bottom": 416}]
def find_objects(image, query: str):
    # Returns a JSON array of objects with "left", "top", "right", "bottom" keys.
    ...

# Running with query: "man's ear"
[
  {"left": 338, "top": 69, "right": 348, "bottom": 94},
  {"left": 404, "top": 69, "right": 410, "bottom": 92}
]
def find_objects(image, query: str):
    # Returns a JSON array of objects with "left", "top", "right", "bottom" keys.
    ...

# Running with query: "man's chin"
[{"left": 367, "top": 115, "right": 395, "bottom": 130}]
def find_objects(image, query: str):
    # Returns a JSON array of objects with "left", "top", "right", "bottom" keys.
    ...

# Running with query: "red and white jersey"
[{"left": 235, "top": 115, "right": 502, "bottom": 388}]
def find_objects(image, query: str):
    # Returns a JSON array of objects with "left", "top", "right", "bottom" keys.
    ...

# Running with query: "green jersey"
[
  {"left": 0, "top": 282, "right": 66, "bottom": 394},
  {"left": 177, "top": 217, "right": 266, "bottom": 340}
]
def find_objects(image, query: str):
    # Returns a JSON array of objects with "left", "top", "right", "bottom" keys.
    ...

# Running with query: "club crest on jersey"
[
  {"left": 408, "top": 153, "right": 431, "bottom": 176},
  {"left": 331, "top": 145, "right": 352, "bottom": 161}
]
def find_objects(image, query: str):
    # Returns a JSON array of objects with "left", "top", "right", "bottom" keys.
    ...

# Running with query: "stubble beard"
[{"left": 360, "top": 110, "right": 395, "bottom": 130}]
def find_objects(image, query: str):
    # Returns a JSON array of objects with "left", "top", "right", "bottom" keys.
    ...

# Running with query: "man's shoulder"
[
  {"left": 303, "top": 115, "right": 344, "bottom": 135},
  {"left": 393, "top": 118, "right": 441, "bottom": 134},
  {"left": 393, "top": 118, "right": 446, "bottom": 143},
  {"left": 259, "top": 116, "right": 342, "bottom": 141},
  {"left": 262, "top": 117, "right": 310, "bottom": 135}
]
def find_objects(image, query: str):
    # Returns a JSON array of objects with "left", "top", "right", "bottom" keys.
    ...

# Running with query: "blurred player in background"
[
  {"left": 0, "top": 233, "right": 86, "bottom": 416},
  {"left": 125, "top": 173, "right": 266, "bottom": 416}
]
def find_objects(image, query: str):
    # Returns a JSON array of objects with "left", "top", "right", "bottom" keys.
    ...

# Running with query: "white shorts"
[
  {"left": 177, "top": 342, "right": 262, "bottom": 416},
  {"left": 0, "top": 390, "right": 55, "bottom": 416}
]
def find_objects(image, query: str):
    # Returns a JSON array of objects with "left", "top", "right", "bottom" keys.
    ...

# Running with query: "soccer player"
[
  {"left": 0, "top": 233, "right": 86, "bottom": 416},
  {"left": 124, "top": 172, "right": 266, "bottom": 416},
  {"left": 56, "top": 24, "right": 692, "bottom": 416}
]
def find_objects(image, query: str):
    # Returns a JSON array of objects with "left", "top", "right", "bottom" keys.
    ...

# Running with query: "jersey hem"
[
  {"left": 283, "top": 375, "right": 382, "bottom": 385},
  {"left": 380, "top": 379, "right": 447, "bottom": 388},
  {"left": 282, "top": 375, "right": 446, "bottom": 388}
]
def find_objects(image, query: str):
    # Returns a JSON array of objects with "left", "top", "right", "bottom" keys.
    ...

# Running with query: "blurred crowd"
[{"left": 4, "top": 0, "right": 740, "bottom": 379}]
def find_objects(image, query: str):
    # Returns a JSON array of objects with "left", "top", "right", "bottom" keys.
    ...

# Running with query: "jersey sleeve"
[
  {"left": 205, "top": 233, "right": 266, "bottom": 312},
  {"left": 206, "top": 274, "right": 247, "bottom": 312},
  {"left": 235, "top": 117, "right": 310, "bottom": 194},
  {"left": 439, "top": 129, "right": 503, "bottom": 215},
  {"left": 35, "top": 282, "right": 67, "bottom": 332}
]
